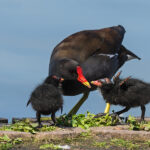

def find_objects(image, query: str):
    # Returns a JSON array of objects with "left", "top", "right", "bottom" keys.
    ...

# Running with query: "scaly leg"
[
  {"left": 36, "top": 112, "right": 42, "bottom": 128},
  {"left": 51, "top": 112, "right": 56, "bottom": 124},
  {"left": 103, "top": 78, "right": 111, "bottom": 113},
  {"left": 141, "top": 105, "right": 146, "bottom": 121},
  {"left": 67, "top": 92, "right": 89, "bottom": 116}
]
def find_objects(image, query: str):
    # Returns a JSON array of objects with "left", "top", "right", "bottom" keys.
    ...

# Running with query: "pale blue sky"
[{"left": 0, "top": 0, "right": 150, "bottom": 121}]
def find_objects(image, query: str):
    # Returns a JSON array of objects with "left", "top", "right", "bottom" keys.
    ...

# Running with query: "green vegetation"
[
  {"left": 93, "top": 139, "right": 139, "bottom": 150},
  {"left": 128, "top": 115, "right": 150, "bottom": 131},
  {"left": 57, "top": 112, "right": 119, "bottom": 129},
  {"left": 0, "top": 135, "right": 23, "bottom": 150},
  {"left": 2, "top": 113, "right": 150, "bottom": 134},
  {"left": 39, "top": 125, "right": 56, "bottom": 132},
  {"left": 110, "top": 138, "right": 139, "bottom": 150},
  {"left": 0, "top": 119, "right": 56, "bottom": 134},
  {"left": 79, "top": 131, "right": 92, "bottom": 138},
  {"left": 1, "top": 113, "right": 150, "bottom": 149},
  {"left": 0, "top": 112, "right": 119, "bottom": 136},
  {"left": 57, "top": 113, "right": 150, "bottom": 131},
  {"left": 93, "top": 141, "right": 110, "bottom": 149},
  {"left": 40, "top": 143, "right": 60, "bottom": 149},
  {"left": 144, "top": 140, "right": 150, "bottom": 147}
]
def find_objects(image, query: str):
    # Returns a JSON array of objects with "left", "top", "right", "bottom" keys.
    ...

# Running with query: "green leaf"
[
  {"left": 0, "top": 120, "right": 55, "bottom": 134},
  {"left": 57, "top": 112, "right": 119, "bottom": 129}
]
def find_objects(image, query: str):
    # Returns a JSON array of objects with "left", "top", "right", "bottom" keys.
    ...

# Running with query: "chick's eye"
[{"left": 69, "top": 69, "right": 75, "bottom": 74}]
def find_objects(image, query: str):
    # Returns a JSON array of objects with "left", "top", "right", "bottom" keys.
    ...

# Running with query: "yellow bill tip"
[{"left": 83, "top": 81, "right": 91, "bottom": 88}]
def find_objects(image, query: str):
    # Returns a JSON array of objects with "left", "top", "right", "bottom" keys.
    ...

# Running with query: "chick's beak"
[
  {"left": 60, "top": 78, "right": 64, "bottom": 82},
  {"left": 91, "top": 80, "right": 102, "bottom": 87}
]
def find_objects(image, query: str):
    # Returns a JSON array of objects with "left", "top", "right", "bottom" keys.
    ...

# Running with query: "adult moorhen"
[{"left": 49, "top": 25, "right": 140, "bottom": 115}]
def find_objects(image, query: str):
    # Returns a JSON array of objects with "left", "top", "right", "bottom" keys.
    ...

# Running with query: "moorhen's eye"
[{"left": 69, "top": 69, "right": 76, "bottom": 76}]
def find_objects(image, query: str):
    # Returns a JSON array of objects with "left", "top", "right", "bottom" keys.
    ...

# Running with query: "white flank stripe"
[{"left": 98, "top": 53, "right": 118, "bottom": 58}]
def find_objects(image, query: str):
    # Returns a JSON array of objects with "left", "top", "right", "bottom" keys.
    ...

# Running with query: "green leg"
[{"left": 67, "top": 92, "right": 89, "bottom": 116}]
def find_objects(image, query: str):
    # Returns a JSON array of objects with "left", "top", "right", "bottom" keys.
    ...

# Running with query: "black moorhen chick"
[
  {"left": 49, "top": 25, "right": 140, "bottom": 115},
  {"left": 27, "top": 76, "right": 63, "bottom": 127},
  {"left": 92, "top": 72, "right": 150, "bottom": 121}
]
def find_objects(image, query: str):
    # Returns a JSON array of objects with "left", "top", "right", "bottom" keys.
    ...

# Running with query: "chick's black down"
[
  {"left": 29, "top": 83, "right": 63, "bottom": 115},
  {"left": 101, "top": 78, "right": 150, "bottom": 107},
  {"left": 100, "top": 77, "right": 150, "bottom": 120}
]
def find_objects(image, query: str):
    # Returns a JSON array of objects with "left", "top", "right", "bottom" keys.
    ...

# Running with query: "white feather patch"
[{"left": 98, "top": 53, "right": 118, "bottom": 58}]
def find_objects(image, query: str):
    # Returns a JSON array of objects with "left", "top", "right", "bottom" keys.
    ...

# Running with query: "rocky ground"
[
  {"left": 1, "top": 117, "right": 150, "bottom": 149},
  {"left": 0, "top": 125, "right": 150, "bottom": 149}
]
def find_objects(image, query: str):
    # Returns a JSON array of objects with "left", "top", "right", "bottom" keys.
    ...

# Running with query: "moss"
[
  {"left": 40, "top": 117, "right": 52, "bottom": 121},
  {"left": 0, "top": 120, "right": 56, "bottom": 134},
  {"left": 0, "top": 135, "right": 23, "bottom": 150},
  {"left": 93, "top": 141, "right": 110, "bottom": 149},
  {"left": 39, "top": 143, "right": 60, "bottom": 149},
  {"left": 110, "top": 138, "right": 139, "bottom": 150}
]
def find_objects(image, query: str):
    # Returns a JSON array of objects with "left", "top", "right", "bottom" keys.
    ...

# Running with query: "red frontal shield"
[{"left": 76, "top": 66, "right": 91, "bottom": 88}]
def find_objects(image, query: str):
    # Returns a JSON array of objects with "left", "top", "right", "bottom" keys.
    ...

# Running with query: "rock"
[
  {"left": 12, "top": 117, "right": 53, "bottom": 124},
  {"left": 0, "top": 118, "right": 8, "bottom": 124},
  {"left": 12, "top": 118, "right": 37, "bottom": 124}
]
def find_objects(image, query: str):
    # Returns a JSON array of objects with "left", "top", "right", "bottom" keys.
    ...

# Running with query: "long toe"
[{"left": 94, "top": 113, "right": 107, "bottom": 118}]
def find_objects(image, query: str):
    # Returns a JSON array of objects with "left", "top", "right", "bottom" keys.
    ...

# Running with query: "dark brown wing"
[{"left": 50, "top": 25, "right": 125, "bottom": 63}]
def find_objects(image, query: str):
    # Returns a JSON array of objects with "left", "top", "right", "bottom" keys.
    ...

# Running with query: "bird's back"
[
  {"left": 101, "top": 78, "right": 150, "bottom": 107},
  {"left": 50, "top": 25, "right": 125, "bottom": 64},
  {"left": 122, "top": 79, "right": 150, "bottom": 106}
]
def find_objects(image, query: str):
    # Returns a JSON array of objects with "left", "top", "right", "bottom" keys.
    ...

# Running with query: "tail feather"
[
  {"left": 120, "top": 45, "right": 141, "bottom": 60},
  {"left": 61, "top": 106, "right": 63, "bottom": 114},
  {"left": 26, "top": 99, "right": 31, "bottom": 107}
]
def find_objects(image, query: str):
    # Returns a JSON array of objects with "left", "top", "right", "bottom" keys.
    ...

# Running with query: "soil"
[
  {"left": 1, "top": 117, "right": 150, "bottom": 149},
  {"left": 1, "top": 125, "right": 150, "bottom": 150}
]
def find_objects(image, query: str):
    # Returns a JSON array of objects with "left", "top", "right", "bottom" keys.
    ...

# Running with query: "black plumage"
[
  {"left": 99, "top": 75, "right": 150, "bottom": 121},
  {"left": 27, "top": 76, "right": 63, "bottom": 127},
  {"left": 49, "top": 25, "right": 140, "bottom": 115}
]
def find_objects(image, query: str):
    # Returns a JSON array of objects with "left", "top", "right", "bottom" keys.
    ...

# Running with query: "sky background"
[{"left": 0, "top": 0, "right": 150, "bottom": 121}]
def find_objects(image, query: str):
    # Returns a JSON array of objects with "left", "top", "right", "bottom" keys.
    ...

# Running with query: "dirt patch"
[
  {"left": 1, "top": 116, "right": 150, "bottom": 149},
  {"left": 1, "top": 125, "right": 150, "bottom": 141},
  {"left": 9, "top": 130, "right": 150, "bottom": 150},
  {"left": 1, "top": 125, "right": 150, "bottom": 149}
]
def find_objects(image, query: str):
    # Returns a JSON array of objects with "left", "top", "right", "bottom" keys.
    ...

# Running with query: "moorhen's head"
[{"left": 54, "top": 58, "right": 91, "bottom": 88}]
